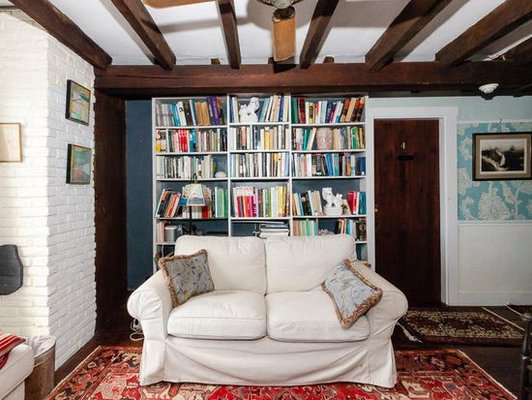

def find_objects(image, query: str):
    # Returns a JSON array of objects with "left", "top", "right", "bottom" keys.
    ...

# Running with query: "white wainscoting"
[{"left": 455, "top": 221, "right": 532, "bottom": 305}]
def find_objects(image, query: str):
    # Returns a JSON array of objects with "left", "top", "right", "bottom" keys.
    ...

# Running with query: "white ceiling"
[{"left": 43, "top": 0, "right": 532, "bottom": 66}]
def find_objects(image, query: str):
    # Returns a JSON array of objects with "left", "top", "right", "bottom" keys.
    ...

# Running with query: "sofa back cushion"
[
  {"left": 265, "top": 234, "right": 356, "bottom": 293},
  {"left": 175, "top": 236, "right": 266, "bottom": 294}
]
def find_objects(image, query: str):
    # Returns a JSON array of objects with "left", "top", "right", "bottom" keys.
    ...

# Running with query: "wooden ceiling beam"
[
  {"left": 217, "top": 0, "right": 241, "bottom": 69},
  {"left": 437, "top": 0, "right": 532, "bottom": 67},
  {"left": 299, "top": 0, "right": 340, "bottom": 69},
  {"left": 10, "top": 0, "right": 112, "bottom": 69},
  {"left": 94, "top": 61, "right": 531, "bottom": 96},
  {"left": 110, "top": 0, "right": 176, "bottom": 70},
  {"left": 366, "top": 0, "right": 453, "bottom": 71},
  {"left": 503, "top": 38, "right": 532, "bottom": 65}
]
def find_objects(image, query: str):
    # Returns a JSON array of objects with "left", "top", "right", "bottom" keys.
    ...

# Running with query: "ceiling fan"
[{"left": 143, "top": 0, "right": 303, "bottom": 61}]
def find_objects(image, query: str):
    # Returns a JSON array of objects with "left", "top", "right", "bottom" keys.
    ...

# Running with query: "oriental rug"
[
  {"left": 399, "top": 307, "right": 523, "bottom": 346},
  {"left": 47, "top": 346, "right": 516, "bottom": 399}
]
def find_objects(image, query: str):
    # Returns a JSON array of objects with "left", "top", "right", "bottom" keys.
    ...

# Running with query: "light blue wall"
[{"left": 126, "top": 100, "right": 153, "bottom": 289}]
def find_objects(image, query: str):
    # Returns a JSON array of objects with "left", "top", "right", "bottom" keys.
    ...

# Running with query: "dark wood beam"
[
  {"left": 299, "top": 0, "right": 339, "bottom": 69},
  {"left": 10, "top": 0, "right": 112, "bottom": 69},
  {"left": 110, "top": 0, "right": 176, "bottom": 70},
  {"left": 94, "top": 61, "right": 531, "bottom": 96},
  {"left": 504, "top": 38, "right": 532, "bottom": 65},
  {"left": 366, "top": 0, "right": 453, "bottom": 71},
  {"left": 437, "top": 0, "right": 532, "bottom": 67},
  {"left": 217, "top": 0, "right": 241, "bottom": 69}
]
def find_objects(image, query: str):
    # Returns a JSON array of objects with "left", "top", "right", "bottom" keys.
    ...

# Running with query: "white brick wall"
[{"left": 0, "top": 12, "right": 96, "bottom": 367}]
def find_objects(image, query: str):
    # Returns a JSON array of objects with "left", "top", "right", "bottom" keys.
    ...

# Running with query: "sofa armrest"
[
  {"left": 127, "top": 270, "right": 172, "bottom": 341},
  {"left": 350, "top": 261, "right": 408, "bottom": 338}
]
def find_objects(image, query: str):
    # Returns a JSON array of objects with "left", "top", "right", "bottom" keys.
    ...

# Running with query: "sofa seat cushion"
[
  {"left": 168, "top": 290, "right": 266, "bottom": 340},
  {"left": 266, "top": 291, "right": 370, "bottom": 343},
  {"left": 0, "top": 344, "right": 34, "bottom": 400}
]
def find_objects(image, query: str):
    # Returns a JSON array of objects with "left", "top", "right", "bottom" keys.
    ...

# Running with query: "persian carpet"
[
  {"left": 399, "top": 307, "right": 524, "bottom": 346},
  {"left": 47, "top": 346, "right": 516, "bottom": 400}
]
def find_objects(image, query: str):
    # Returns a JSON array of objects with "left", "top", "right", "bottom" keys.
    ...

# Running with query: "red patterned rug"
[
  {"left": 399, "top": 307, "right": 524, "bottom": 346},
  {"left": 47, "top": 346, "right": 515, "bottom": 399}
]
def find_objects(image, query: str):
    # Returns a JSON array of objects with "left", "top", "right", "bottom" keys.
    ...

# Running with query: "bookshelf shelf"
[{"left": 153, "top": 94, "right": 369, "bottom": 261}]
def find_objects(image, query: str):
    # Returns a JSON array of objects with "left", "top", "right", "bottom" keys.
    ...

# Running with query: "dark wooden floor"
[{"left": 55, "top": 304, "right": 526, "bottom": 397}]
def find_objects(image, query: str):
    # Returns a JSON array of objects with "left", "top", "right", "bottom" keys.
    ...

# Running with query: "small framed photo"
[
  {"left": 473, "top": 132, "right": 532, "bottom": 181},
  {"left": 66, "top": 80, "right": 91, "bottom": 125},
  {"left": 66, "top": 144, "right": 92, "bottom": 184},
  {"left": 0, "top": 123, "right": 22, "bottom": 162}
]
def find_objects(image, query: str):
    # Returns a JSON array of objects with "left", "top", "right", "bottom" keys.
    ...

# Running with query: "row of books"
[
  {"left": 232, "top": 126, "right": 290, "bottom": 151},
  {"left": 346, "top": 191, "right": 367, "bottom": 215},
  {"left": 292, "top": 153, "right": 366, "bottom": 177},
  {"left": 155, "top": 187, "right": 229, "bottom": 219},
  {"left": 230, "top": 153, "right": 289, "bottom": 178},
  {"left": 292, "top": 126, "right": 365, "bottom": 151},
  {"left": 156, "top": 155, "right": 220, "bottom": 180},
  {"left": 292, "top": 97, "right": 365, "bottom": 124},
  {"left": 155, "top": 128, "right": 227, "bottom": 153},
  {"left": 336, "top": 218, "right": 367, "bottom": 240},
  {"left": 155, "top": 97, "right": 226, "bottom": 127},
  {"left": 292, "top": 190, "right": 323, "bottom": 216},
  {"left": 257, "top": 222, "right": 290, "bottom": 238},
  {"left": 232, "top": 185, "right": 289, "bottom": 218},
  {"left": 292, "top": 220, "right": 319, "bottom": 236},
  {"left": 230, "top": 95, "right": 289, "bottom": 123}
]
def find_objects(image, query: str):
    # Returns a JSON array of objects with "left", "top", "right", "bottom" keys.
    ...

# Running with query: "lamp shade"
[
  {"left": 183, "top": 182, "right": 208, "bottom": 207},
  {"left": 0, "top": 244, "right": 23, "bottom": 295}
]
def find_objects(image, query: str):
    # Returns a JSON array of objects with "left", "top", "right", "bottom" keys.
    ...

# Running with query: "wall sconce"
[{"left": 479, "top": 83, "right": 499, "bottom": 94}]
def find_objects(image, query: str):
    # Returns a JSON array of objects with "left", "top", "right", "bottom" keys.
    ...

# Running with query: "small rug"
[
  {"left": 399, "top": 307, "right": 524, "bottom": 346},
  {"left": 47, "top": 346, "right": 516, "bottom": 399}
]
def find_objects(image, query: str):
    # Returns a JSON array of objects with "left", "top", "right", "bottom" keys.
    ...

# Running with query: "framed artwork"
[
  {"left": 66, "top": 80, "right": 91, "bottom": 125},
  {"left": 0, "top": 123, "right": 22, "bottom": 162},
  {"left": 473, "top": 132, "right": 531, "bottom": 181},
  {"left": 66, "top": 144, "right": 92, "bottom": 184}
]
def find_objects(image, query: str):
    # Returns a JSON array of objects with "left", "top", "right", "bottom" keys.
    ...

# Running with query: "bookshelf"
[{"left": 152, "top": 94, "right": 368, "bottom": 262}]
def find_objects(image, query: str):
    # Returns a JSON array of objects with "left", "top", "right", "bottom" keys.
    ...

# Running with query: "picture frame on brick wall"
[
  {"left": 0, "top": 123, "right": 22, "bottom": 162},
  {"left": 66, "top": 144, "right": 91, "bottom": 184},
  {"left": 65, "top": 80, "right": 91, "bottom": 125}
]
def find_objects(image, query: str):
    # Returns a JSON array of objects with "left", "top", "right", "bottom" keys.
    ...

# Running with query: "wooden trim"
[
  {"left": 437, "top": 0, "right": 532, "bottom": 67},
  {"left": 217, "top": 0, "right": 241, "bottom": 69},
  {"left": 299, "top": 0, "right": 339, "bottom": 69},
  {"left": 110, "top": 0, "right": 176, "bottom": 70},
  {"left": 366, "top": 0, "right": 453, "bottom": 71},
  {"left": 10, "top": 0, "right": 112, "bottom": 69},
  {"left": 94, "top": 61, "right": 531, "bottom": 96}
]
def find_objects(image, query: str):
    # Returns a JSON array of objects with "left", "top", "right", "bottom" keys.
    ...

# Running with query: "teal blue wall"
[{"left": 457, "top": 122, "right": 532, "bottom": 220}]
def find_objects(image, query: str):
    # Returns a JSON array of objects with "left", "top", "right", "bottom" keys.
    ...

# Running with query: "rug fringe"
[
  {"left": 397, "top": 322, "right": 423, "bottom": 343},
  {"left": 481, "top": 307, "right": 524, "bottom": 332}
]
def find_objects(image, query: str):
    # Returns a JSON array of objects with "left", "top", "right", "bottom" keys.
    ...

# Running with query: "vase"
[{"left": 316, "top": 127, "right": 333, "bottom": 150}]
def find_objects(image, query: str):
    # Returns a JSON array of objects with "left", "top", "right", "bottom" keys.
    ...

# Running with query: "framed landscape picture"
[
  {"left": 473, "top": 132, "right": 531, "bottom": 181},
  {"left": 66, "top": 80, "right": 91, "bottom": 125},
  {"left": 66, "top": 144, "right": 92, "bottom": 184},
  {"left": 0, "top": 123, "right": 22, "bottom": 162}
]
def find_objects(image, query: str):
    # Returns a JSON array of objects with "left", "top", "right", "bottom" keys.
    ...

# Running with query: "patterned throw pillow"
[
  {"left": 0, "top": 331, "right": 25, "bottom": 366},
  {"left": 159, "top": 249, "right": 215, "bottom": 308},
  {"left": 322, "top": 260, "right": 383, "bottom": 329}
]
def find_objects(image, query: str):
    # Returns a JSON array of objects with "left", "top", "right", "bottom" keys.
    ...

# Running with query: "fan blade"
[
  {"left": 272, "top": 6, "right": 296, "bottom": 62},
  {"left": 143, "top": 0, "right": 217, "bottom": 8}
]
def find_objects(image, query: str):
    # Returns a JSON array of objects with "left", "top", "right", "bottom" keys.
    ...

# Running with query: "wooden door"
[{"left": 374, "top": 119, "right": 441, "bottom": 305}]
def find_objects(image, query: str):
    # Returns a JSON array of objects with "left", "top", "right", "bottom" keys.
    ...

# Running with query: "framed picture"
[
  {"left": 66, "top": 80, "right": 91, "bottom": 125},
  {"left": 0, "top": 123, "right": 22, "bottom": 162},
  {"left": 66, "top": 144, "right": 92, "bottom": 184},
  {"left": 473, "top": 132, "right": 532, "bottom": 181}
]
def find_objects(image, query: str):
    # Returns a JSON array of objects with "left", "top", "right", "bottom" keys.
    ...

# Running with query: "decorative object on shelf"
[
  {"left": 322, "top": 187, "right": 343, "bottom": 216},
  {"left": 473, "top": 132, "right": 531, "bottom": 180},
  {"left": 239, "top": 97, "right": 260, "bottom": 123},
  {"left": 215, "top": 171, "right": 227, "bottom": 178},
  {"left": 182, "top": 174, "right": 210, "bottom": 233},
  {"left": 0, "top": 123, "right": 22, "bottom": 162},
  {"left": 316, "top": 127, "right": 333, "bottom": 150},
  {"left": 0, "top": 244, "right": 23, "bottom": 295},
  {"left": 65, "top": 80, "right": 91, "bottom": 125},
  {"left": 66, "top": 144, "right": 92, "bottom": 185}
]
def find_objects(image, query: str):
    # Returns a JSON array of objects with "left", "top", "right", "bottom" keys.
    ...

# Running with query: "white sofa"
[
  {"left": 128, "top": 234, "right": 407, "bottom": 387},
  {"left": 0, "top": 344, "right": 34, "bottom": 400}
]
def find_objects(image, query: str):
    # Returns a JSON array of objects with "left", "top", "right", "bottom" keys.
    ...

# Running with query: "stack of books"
[{"left": 258, "top": 222, "right": 290, "bottom": 238}]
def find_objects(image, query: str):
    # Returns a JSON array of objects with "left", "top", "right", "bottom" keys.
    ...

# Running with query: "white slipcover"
[
  {"left": 266, "top": 291, "right": 369, "bottom": 342},
  {"left": 0, "top": 344, "right": 34, "bottom": 400},
  {"left": 168, "top": 290, "right": 266, "bottom": 340},
  {"left": 128, "top": 235, "right": 408, "bottom": 387}
]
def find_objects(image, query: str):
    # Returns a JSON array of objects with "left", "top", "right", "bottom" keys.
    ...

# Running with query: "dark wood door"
[{"left": 374, "top": 119, "right": 440, "bottom": 305}]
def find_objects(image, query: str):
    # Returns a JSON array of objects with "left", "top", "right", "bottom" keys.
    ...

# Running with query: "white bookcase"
[{"left": 152, "top": 94, "right": 369, "bottom": 262}]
